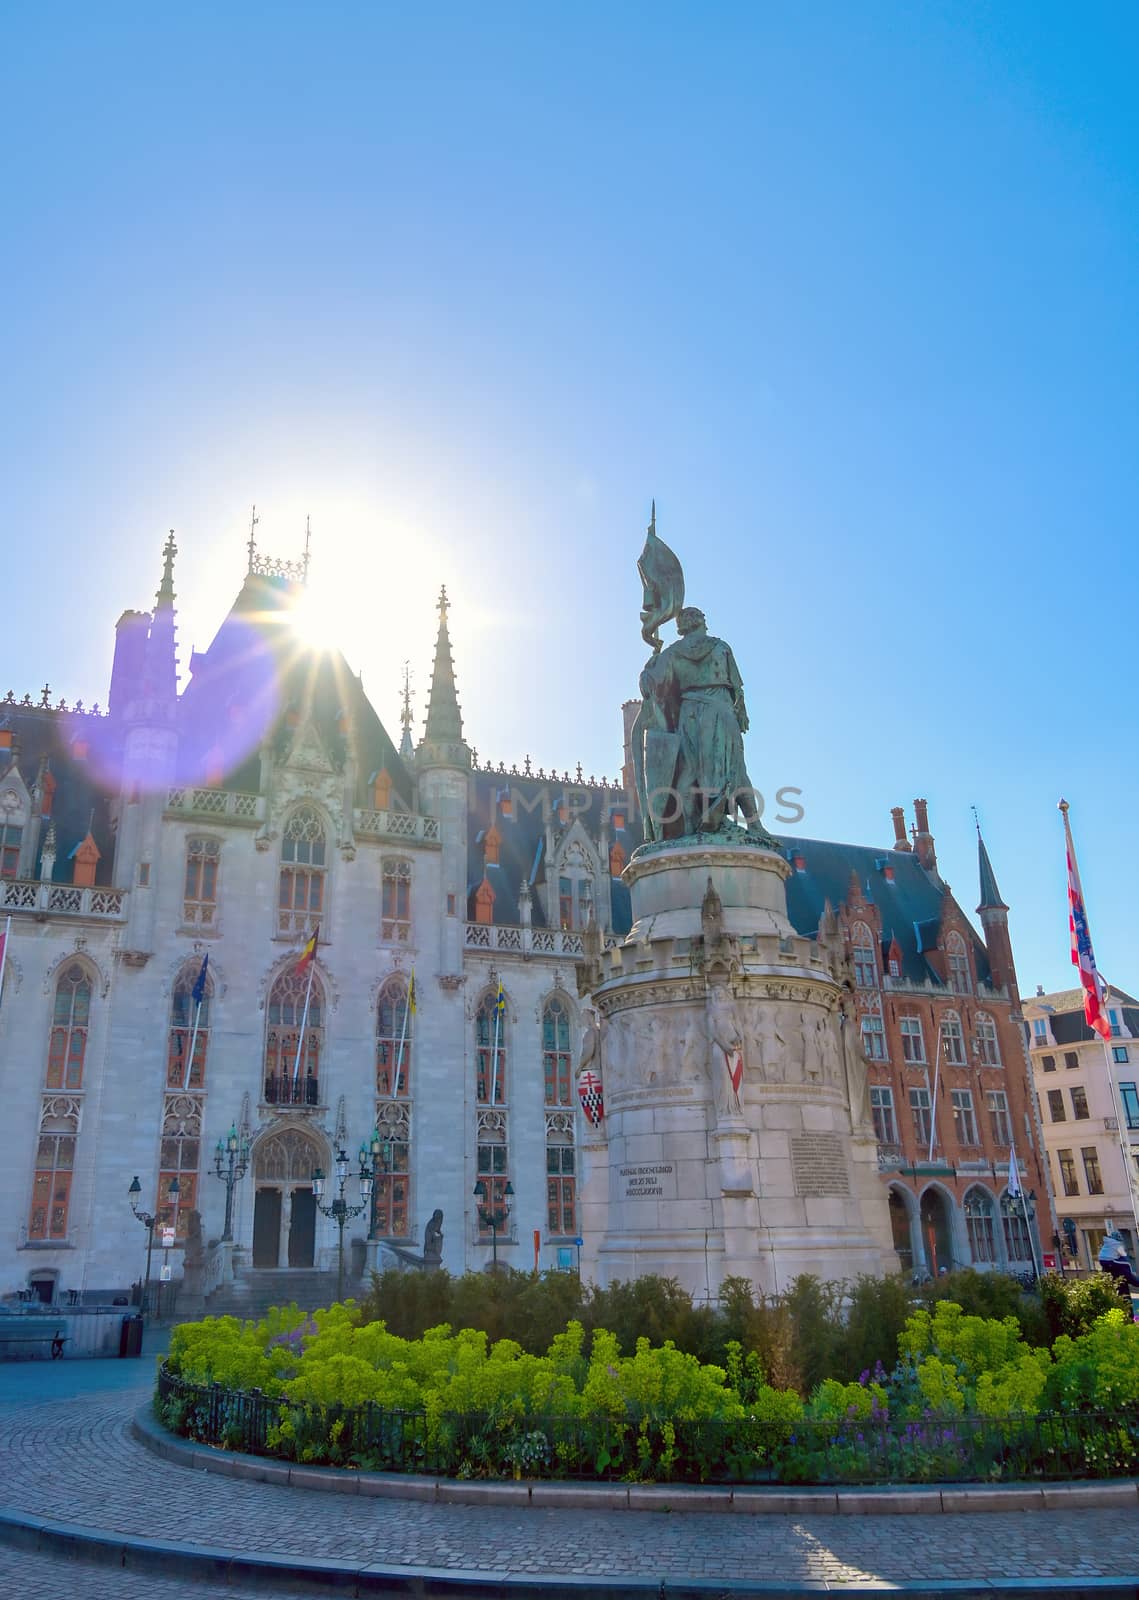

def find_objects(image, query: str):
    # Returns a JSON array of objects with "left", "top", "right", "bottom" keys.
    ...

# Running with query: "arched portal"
[
  {"left": 251, "top": 1125, "right": 327, "bottom": 1269},
  {"left": 919, "top": 1184, "right": 956, "bottom": 1277},
  {"left": 888, "top": 1183, "right": 918, "bottom": 1273}
]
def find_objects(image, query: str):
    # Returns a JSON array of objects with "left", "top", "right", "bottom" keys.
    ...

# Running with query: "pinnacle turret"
[
  {"left": 976, "top": 825, "right": 1008, "bottom": 913},
  {"left": 422, "top": 586, "right": 465, "bottom": 746},
  {"left": 141, "top": 530, "right": 179, "bottom": 707}
]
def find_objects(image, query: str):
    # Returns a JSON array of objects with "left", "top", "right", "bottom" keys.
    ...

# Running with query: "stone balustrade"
[
  {"left": 166, "top": 787, "right": 264, "bottom": 823},
  {"left": 354, "top": 809, "right": 440, "bottom": 844},
  {"left": 463, "top": 923, "right": 614, "bottom": 958},
  {"left": 0, "top": 879, "right": 126, "bottom": 919}
]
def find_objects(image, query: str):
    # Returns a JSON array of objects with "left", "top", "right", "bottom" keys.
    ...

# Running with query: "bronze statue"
[
  {"left": 631, "top": 510, "right": 770, "bottom": 842},
  {"left": 423, "top": 1209, "right": 444, "bottom": 1266}
]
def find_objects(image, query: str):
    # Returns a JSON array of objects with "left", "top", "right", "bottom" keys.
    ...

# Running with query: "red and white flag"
[
  {"left": 1060, "top": 801, "right": 1111, "bottom": 1041},
  {"left": 577, "top": 1069, "right": 604, "bottom": 1126},
  {"left": 724, "top": 1047, "right": 744, "bottom": 1100}
]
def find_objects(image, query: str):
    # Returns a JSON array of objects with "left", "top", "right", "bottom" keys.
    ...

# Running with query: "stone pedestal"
[{"left": 578, "top": 835, "right": 895, "bottom": 1298}]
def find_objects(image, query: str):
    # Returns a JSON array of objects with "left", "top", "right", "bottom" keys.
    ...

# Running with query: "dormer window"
[
  {"left": 945, "top": 932, "right": 971, "bottom": 996},
  {"left": 372, "top": 770, "right": 393, "bottom": 811},
  {"left": 483, "top": 825, "right": 501, "bottom": 868},
  {"left": 852, "top": 923, "right": 877, "bottom": 989},
  {"left": 499, "top": 792, "right": 513, "bottom": 819}
]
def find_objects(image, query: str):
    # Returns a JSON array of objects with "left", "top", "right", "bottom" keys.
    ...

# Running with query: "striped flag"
[
  {"left": 295, "top": 923, "right": 319, "bottom": 977},
  {"left": 1060, "top": 802, "right": 1110, "bottom": 1041}
]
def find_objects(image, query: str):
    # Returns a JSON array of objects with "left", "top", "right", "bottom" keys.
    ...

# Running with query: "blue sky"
[{"left": 3, "top": 3, "right": 1136, "bottom": 993}]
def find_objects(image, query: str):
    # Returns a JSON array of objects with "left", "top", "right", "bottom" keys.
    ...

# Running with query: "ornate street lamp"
[
  {"left": 473, "top": 1178, "right": 514, "bottom": 1269},
  {"left": 312, "top": 1144, "right": 375, "bottom": 1302},
  {"left": 128, "top": 1173, "right": 178, "bottom": 1320},
  {"left": 212, "top": 1123, "right": 251, "bottom": 1243}
]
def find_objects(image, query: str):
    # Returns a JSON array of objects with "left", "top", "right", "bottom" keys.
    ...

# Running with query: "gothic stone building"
[{"left": 0, "top": 539, "right": 1048, "bottom": 1305}]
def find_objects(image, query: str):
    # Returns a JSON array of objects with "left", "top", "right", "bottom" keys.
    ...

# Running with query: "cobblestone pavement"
[
  {"left": 2, "top": 1544, "right": 309, "bottom": 1600},
  {"left": 3, "top": 1351, "right": 1139, "bottom": 1593}
]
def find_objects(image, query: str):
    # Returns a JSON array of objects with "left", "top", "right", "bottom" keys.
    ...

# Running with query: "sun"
[{"left": 289, "top": 585, "right": 339, "bottom": 652}]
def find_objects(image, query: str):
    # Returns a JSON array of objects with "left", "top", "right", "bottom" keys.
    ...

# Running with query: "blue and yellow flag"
[
  {"left": 495, "top": 982, "right": 505, "bottom": 1015},
  {"left": 190, "top": 952, "right": 209, "bottom": 1007},
  {"left": 408, "top": 968, "right": 417, "bottom": 1015}
]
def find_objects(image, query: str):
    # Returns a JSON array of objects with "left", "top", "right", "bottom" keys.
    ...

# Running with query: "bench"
[{"left": 0, "top": 1321, "right": 68, "bottom": 1359}]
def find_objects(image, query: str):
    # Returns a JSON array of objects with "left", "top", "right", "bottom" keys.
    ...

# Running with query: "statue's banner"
[{"left": 638, "top": 509, "right": 685, "bottom": 655}]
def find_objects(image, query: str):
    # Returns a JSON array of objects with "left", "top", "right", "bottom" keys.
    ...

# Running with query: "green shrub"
[{"left": 1039, "top": 1272, "right": 1123, "bottom": 1342}]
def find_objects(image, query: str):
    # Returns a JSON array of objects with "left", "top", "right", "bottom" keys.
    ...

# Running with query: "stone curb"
[
  {"left": 5, "top": 1506, "right": 1139, "bottom": 1599},
  {"left": 132, "top": 1402, "right": 1139, "bottom": 1517}
]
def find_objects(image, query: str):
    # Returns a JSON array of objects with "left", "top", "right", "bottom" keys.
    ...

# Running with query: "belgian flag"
[{"left": 295, "top": 923, "right": 319, "bottom": 976}]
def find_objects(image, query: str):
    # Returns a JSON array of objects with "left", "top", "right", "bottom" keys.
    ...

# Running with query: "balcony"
[
  {"left": 166, "top": 787, "right": 264, "bottom": 825},
  {"left": 354, "top": 808, "right": 440, "bottom": 845},
  {"left": 262, "top": 1075, "right": 321, "bottom": 1108},
  {"left": 464, "top": 923, "right": 600, "bottom": 958},
  {"left": 1, "top": 879, "right": 126, "bottom": 920}
]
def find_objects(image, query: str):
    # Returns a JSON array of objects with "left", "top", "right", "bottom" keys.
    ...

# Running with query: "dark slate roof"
[
  {"left": 977, "top": 832, "right": 1007, "bottom": 910},
  {"left": 0, "top": 705, "right": 117, "bottom": 883},
  {"left": 180, "top": 573, "right": 412, "bottom": 806},
  {"left": 776, "top": 833, "right": 990, "bottom": 985}
]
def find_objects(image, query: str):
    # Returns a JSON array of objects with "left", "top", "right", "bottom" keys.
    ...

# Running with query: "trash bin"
[{"left": 119, "top": 1313, "right": 144, "bottom": 1358}]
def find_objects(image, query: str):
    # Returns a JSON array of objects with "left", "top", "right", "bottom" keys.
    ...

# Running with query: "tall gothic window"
[
  {"left": 852, "top": 923, "right": 878, "bottom": 989},
  {"left": 167, "top": 964, "right": 211, "bottom": 1090},
  {"left": 940, "top": 1010, "right": 966, "bottom": 1066},
  {"left": 976, "top": 1013, "right": 1001, "bottom": 1066},
  {"left": 900, "top": 1015, "right": 926, "bottom": 1063},
  {"left": 371, "top": 1103, "right": 410, "bottom": 1238},
  {"left": 1003, "top": 1192, "right": 1032, "bottom": 1261},
  {"left": 0, "top": 820, "right": 21, "bottom": 878},
  {"left": 27, "top": 1100, "right": 80, "bottom": 1242},
  {"left": 46, "top": 963, "right": 92, "bottom": 1089},
  {"left": 542, "top": 997, "right": 572, "bottom": 1106},
  {"left": 278, "top": 806, "right": 326, "bottom": 936},
  {"left": 476, "top": 1111, "right": 510, "bottom": 1235},
  {"left": 475, "top": 989, "right": 507, "bottom": 1104},
  {"left": 376, "top": 974, "right": 411, "bottom": 1096},
  {"left": 964, "top": 1187, "right": 998, "bottom": 1264},
  {"left": 264, "top": 967, "right": 324, "bottom": 1104},
  {"left": 183, "top": 836, "right": 220, "bottom": 926},
  {"left": 158, "top": 1096, "right": 201, "bottom": 1240},
  {"left": 945, "top": 932, "right": 971, "bottom": 995},
  {"left": 546, "top": 1113, "right": 576, "bottom": 1236},
  {"left": 381, "top": 858, "right": 412, "bottom": 942}
]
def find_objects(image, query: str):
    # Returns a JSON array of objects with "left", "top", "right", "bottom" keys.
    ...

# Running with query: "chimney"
[
  {"left": 890, "top": 806, "right": 911, "bottom": 852},
  {"left": 913, "top": 797, "right": 937, "bottom": 873},
  {"left": 621, "top": 699, "right": 641, "bottom": 808}
]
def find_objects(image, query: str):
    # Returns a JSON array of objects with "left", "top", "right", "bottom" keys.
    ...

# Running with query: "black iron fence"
[{"left": 155, "top": 1365, "right": 1139, "bottom": 1485}]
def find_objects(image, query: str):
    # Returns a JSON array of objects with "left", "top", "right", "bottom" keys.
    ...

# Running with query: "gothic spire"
[
  {"left": 423, "top": 585, "right": 464, "bottom": 745},
  {"left": 143, "top": 530, "right": 179, "bottom": 706},
  {"left": 976, "top": 817, "right": 1008, "bottom": 912},
  {"left": 399, "top": 661, "right": 414, "bottom": 758}
]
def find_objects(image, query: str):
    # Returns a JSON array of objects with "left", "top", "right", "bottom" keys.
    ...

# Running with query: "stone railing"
[
  {"left": 1, "top": 879, "right": 126, "bottom": 919},
  {"left": 354, "top": 809, "right": 441, "bottom": 844},
  {"left": 166, "top": 788, "right": 263, "bottom": 824},
  {"left": 463, "top": 923, "right": 593, "bottom": 958}
]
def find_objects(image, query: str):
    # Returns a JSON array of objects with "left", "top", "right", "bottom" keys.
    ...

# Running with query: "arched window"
[
  {"left": 945, "top": 932, "right": 971, "bottom": 996},
  {"left": 546, "top": 1109, "right": 576, "bottom": 1236},
  {"left": 183, "top": 837, "right": 220, "bottom": 926},
  {"left": 376, "top": 975, "right": 411, "bottom": 1096},
  {"left": 964, "top": 1186, "right": 998, "bottom": 1264},
  {"left": 264, "top": 966, "right": 324, "bottom": 1105},
  {"left": 28, "top": 1098, "right": 79, "bottom": 1241},
  {"left": 976, "top": 1013, "right": 1001, "bottom": 1067},
  {"left": 381, "top": 858, "right": 412, "bottom": 942},
  {"left": 1002, "top": 1190, "right": 1032, "bottom": 1262},
  {"left": 278, "top": 806, "right": 326, "bottom": 936},
  {"left": 475, "top": 989, "right": 507, "bottom": 1104},
  {"left": 167, "top": 964, "right": 212, "bottom": 1090},
  {"left": 370, "top": 1102, "right": 410, "bottom": 1238},
  {"left": 0, "top": 781, "right": 25, "bottom": 878},
  {"left": 46, "top": 963, "right": 92, "bottom": 1089},
  {"left": 158, "top": 1095, "right": 201, "bottom": 1240},
  {"left": 940, "top": 1009, "right": 966, "bottom": 1066},
  {"left": 542, "top": 997, "right": 572, "bottom": 1106},
  {"left": 852, "top": 923, "right": 877, "bottom": 989}
]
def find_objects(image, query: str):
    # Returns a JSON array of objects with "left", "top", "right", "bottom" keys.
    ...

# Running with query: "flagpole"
[
  {"left": 0, "top": 914, "right": 10, "bottom": 1003},
  {"left": 182, "top": 999, "right": 203, "bottom": 1092},
  {"left": 490, "top": 995, "right": 502, "bottom": 1107},
  {"left": 393, "top": 970, "right": 412, "bottom": 1098},
  {"left": 1008, "top": 1142, "right": 1042, "bottom": 1281},
  {"left": 927, "top": 1026, "right": 942, "bottom": 1164},
  {"left": 1060, "top": 801, "right": 1139, "bottom": 1247},
  {"left": 292, "top": 949, "right": 317, "bottom": 1092}
]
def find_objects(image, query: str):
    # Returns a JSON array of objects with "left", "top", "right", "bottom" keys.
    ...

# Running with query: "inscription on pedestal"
[
  {"left": 790, "top": 1134, "right": 850, "bottom": 1197},
  {"left": 619, "top": 1163, "right": 677, "bottom": 1200}
]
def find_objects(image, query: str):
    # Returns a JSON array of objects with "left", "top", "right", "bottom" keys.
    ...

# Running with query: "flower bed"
[{"left": 154, "top": 1299, "right": 1139, "bottom": 1485}]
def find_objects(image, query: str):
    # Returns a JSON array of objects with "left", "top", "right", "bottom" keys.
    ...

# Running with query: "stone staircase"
[{"left": 202, "top": 1268, "right": 364, "bottom": 1322}]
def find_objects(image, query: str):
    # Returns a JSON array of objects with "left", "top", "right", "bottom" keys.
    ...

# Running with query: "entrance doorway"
[
  {"left": 252, "top": 1188, "right": 283, "bottom": 1267},
  {"left": 251, "top": 1126, "right": 325, "bottom": 1270},
  {"left": 888, "top": 1188, "right": 914, "bottom": 1272},
  {"left": 288, "top": 1188, "right": 316, "bottom": 1267},
  {"left": 920, "top": 1187, "right": 954, "bottom": 1276}
]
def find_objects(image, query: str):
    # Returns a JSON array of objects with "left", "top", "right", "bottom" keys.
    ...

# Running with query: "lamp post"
[
  {"left": 212, "top": 1123, "right": 251, "bottom": 1243},
  {"left": 312, "top": 1143, "right": 374, "bottom": 1302},
  {"left": 473, "top": 1178, "right": 514, "bottom": 1269},
  {"left": 128, "top": 1173, "right": 178, "bottom": 1320}
]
